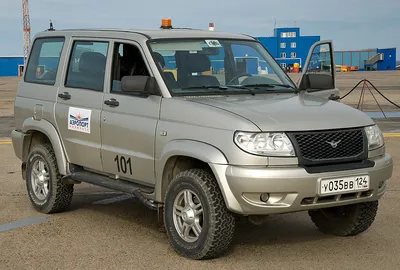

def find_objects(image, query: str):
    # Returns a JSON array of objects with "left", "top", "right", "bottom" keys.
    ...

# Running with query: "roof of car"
[{"left": 41, "top": 28, "right": 256, "bottom": 40}]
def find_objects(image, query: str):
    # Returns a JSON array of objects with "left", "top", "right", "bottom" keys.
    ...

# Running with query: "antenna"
[{"left": 48, "top": 19, "right": 55, "bottom": 31}]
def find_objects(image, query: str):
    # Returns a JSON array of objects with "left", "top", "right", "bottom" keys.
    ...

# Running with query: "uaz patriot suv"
[{"left": 11, "top": 21, "right": 393, "bottom": 260}]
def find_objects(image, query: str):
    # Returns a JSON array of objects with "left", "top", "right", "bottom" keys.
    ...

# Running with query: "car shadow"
[
  {"left": 232, "top": 213, "right": 333, "bottom": 246},
  {"left": 67, "top": 191, "right": 333, "bottom": 248}
]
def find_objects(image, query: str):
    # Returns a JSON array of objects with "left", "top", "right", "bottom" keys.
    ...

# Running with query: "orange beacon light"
[{"left": 161, "top": 18, "right": 173, "bottom": 29}]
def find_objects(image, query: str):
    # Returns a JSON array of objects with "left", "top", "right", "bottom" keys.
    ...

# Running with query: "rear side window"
[
  {"left": 24, "top": 37, "right": 65, "bottom": 85},
  {"left": 65, "top": 41, "right": 109, "bottom": 91}
]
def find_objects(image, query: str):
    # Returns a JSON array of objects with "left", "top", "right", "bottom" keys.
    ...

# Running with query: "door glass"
[
  {"left": 306, "top": 43, "right": 333, "bottom": 76},
  {"left": 65, "top": 41, "right": 109, "bottom": 91},
  {"left": 298, "top": 42, "right": 336, "bottom": 91},
  {"left": 110, "top": 42, "right": 150, "bottom": 93}
]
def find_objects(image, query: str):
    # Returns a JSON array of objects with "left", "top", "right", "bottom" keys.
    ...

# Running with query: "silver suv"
[{"left": 11, "top": 22, "right": 393, "bottom": 260}]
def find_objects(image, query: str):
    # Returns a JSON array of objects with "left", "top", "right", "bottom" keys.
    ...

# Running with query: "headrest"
[
  {"left": 79, "top": 52, "right": 106, "bottom": 73},
  {"left": 152, "top": 52, "right": 165, "bottom": 68},
  {"left": 186, "top": 54, "right": 211, "bottom": 73},
  {"left": 120, "top": 56, "right": 132, "bottom": 69}
]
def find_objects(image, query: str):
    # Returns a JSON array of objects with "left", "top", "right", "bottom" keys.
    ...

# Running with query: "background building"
[
  {"left": 256, "top": 27, "right": 320, "bottom": 70},
  {"left": 334, "top": 48, "right": 396, "bottom": 71},
  {"left": 0, "top": 27, "right": 397, "bottom": 77},
  {"left": 163, "top": 27, "right": 397, "bottom": 76},
  {"left": 256, "top": 27, "right": 396, "bottom": 72},
  {"left": 0, "top": 56, "right": 24, "bottom": 76}
]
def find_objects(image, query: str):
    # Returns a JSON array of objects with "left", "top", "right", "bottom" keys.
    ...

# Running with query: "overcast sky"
[{"left": 1, "top": 0, "right": 399, "bottom": 59}]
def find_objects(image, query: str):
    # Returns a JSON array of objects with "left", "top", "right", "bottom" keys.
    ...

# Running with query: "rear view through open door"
[{"left": 297, "top": 41, "right": 340, "bottom": 100}]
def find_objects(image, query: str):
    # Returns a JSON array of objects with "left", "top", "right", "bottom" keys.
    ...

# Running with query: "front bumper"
[{"left": 210, "top": 154, "right": 393, "bottom": 215}]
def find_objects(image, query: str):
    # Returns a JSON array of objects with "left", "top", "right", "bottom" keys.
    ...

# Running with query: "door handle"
[
  {"left": 104, "top": 98, "right": 119, "bottom": 107},
  {"left": 58, "top": 92, "right": 71, "bottom": 100}
]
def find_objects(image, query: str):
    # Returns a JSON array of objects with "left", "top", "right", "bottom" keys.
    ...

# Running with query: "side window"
[
  {"left": 65, "top": 41, "right": 109, "bottom": 91},
  {"left": 24, "top": 37, "right": 65, "bottom": 85},
  {"left": 110, "top": 42, "right": 150, "bottom": 93}
]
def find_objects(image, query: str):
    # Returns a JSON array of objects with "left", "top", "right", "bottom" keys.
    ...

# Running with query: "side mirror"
[
  {"left": 299, "top": 73, "right": 334, "bottom": 91},
  {"left": 297, "top": 41, "right": 338, "bottom": 94},
  {"left": 121, "top": 76, "right": 160, "bottom": 95}
]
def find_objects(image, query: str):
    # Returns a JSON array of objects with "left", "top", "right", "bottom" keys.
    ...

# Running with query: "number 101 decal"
[{"left": 114, "top": 155, "right": 132, "bottom": 175}]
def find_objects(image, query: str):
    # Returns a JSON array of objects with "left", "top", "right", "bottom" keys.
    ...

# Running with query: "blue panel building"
[
  {"left": 0, "top": 56, "right": 24, "bottom": 76},
  {"left": 255, "top": 27, "right": 320, "bottom": 70},
  {"left": 377, "top": 48, "right": 396, "bottom": 70},
  {"left": 334, "top": 48, "right": 396, "bottom": 71}
]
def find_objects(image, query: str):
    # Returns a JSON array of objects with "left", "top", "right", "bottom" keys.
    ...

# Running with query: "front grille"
[{"left": 288, "top": 128, "right": 367, "bottom": 166}]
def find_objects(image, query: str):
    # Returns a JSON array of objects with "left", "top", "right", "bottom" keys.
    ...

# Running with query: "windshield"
[{"left": 148, "top": 38, "right": 297, "bottom": 96}]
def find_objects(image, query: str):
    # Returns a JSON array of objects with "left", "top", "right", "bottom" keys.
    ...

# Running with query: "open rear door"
[{"left": 296, "top": 40, "right": 340, "bottom": 100}]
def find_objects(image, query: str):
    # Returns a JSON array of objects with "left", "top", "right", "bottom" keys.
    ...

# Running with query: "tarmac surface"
[
  {"left": 0, "top": 71, "right": 400, "bottom": 269},
  {"left": 0, "top": 139, "right": 399, "bottom": 269}
]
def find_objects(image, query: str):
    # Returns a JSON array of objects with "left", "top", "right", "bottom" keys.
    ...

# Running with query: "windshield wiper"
[
  {"left": 241, "top": 83, "right": 298, "bottom": 92},
  {"left": 227, "top": 83, "right": 298, "bottom": 94},
  {"left": 181, "top": 85, "right": 228, "bottom": 90},
  {"left": 180, "top": 85, "right": 257, "bottom": 96},
  {"left": 226, "top": 85, "right": 256, "bottom": 95}
]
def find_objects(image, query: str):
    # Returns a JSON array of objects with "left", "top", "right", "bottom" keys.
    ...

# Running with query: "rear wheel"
[
  {"left": 308, "top": 201, "right": 378, "bottom": 236},
  {"left": 26, "top": 143, "right": 74, "bottom": 214},
  {"left": 164, "top": 168, "right": 236, "bottom": 260}
]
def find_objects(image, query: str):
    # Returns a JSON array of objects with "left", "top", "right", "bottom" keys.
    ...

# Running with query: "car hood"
[{"left": 182, "top": 93, "right": 375, "bottom": 132}]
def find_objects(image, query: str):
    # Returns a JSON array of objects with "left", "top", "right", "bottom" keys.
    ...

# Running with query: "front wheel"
[
  {"left": 308, "top": 201, "right": 378, "bottom": 236},
  {"left": 164, "top": 169, "right": 236, "bottom": 260}
]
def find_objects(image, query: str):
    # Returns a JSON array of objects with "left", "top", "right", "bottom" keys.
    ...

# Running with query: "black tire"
[
  {"left": 164, "top": 168, "right": 236, "bottom": 260},
  {"left": 26, "top": 143, "right": 74, "bottom": 214},
  {"left": 308, "top": 201, "right": 378, "bottom": 236}
]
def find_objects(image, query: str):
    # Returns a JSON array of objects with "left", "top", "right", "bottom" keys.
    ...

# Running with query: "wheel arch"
[
  {"left": 21, "top": 118, "right": 69, "bottom": 175},
  {"left": 155, "top": 140, "right": 229, "bottom": 203}
]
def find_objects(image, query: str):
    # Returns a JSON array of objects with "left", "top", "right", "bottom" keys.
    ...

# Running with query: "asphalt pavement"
[{"left": 0, "top": 138, "right": 399, "bottom": 269}]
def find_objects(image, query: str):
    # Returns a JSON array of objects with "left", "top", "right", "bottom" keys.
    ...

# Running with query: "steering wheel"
[{"left": 227, "top": 73, "right": 252, "bottom": 85}]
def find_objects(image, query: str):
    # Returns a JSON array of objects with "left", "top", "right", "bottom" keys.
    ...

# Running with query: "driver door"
[{"left": 296, "top": 40, "right": 340, "bottom": 100}]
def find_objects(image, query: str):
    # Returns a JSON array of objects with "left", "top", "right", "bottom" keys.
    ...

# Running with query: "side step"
[{"left": 62, "top": 171, "right": 158, "bottom": 210}]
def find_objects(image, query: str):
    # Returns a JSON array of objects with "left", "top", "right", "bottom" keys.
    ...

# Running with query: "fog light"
[
  {"left": 378, "top": 181, "right": 385, "bottom": 188},
  {"left": 260, "top": 193, "right": 270, "bottom": 202}
]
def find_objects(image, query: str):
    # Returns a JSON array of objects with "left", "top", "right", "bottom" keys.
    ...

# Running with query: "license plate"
[{"left": 319, "top": 175, "right": 370, "bottom": 195}]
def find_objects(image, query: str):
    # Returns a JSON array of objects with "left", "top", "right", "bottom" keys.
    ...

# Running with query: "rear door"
[
  {"left": 55, "top": 38, "right": 111, "bottom": 172},
  {"left": 296, "top": 40, "right": 340, "bottom": 100}
]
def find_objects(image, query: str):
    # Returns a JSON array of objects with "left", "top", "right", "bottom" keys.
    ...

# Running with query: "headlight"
[
  {"left": 234, "top": 131, "right": 295, "bottom": 156},
  {"left": 364, "top": 125, "right": 384, "bottom": 150}
]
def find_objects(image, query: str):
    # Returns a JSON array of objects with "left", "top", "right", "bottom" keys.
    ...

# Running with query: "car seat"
[{"left": 185, "top": 54, "right": 220, "bottom": 88}]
